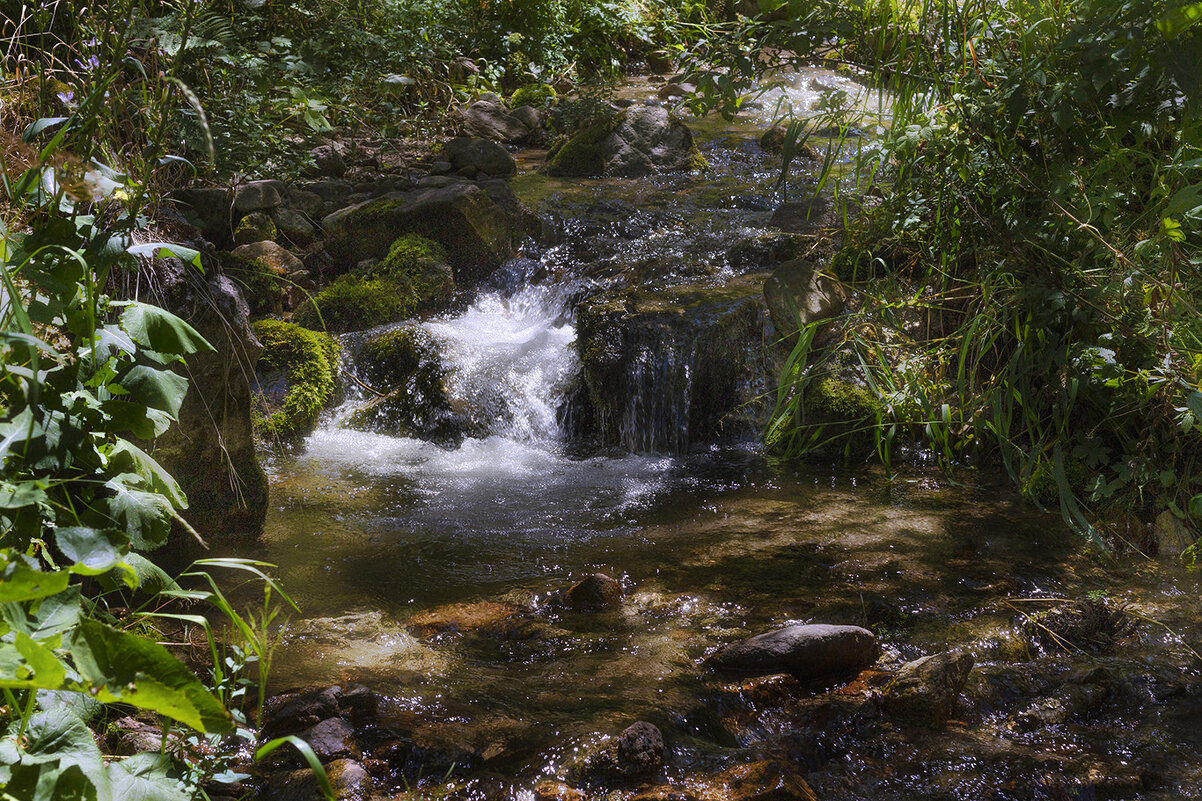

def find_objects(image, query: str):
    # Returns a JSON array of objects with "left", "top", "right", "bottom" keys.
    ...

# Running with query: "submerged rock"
[
  {"left": 882, "top": 650, "right": 974, "bottom": 726},
  {"left": 706, "top": 623, "right": 879, "bottom": 679},
  {"left": 573, "top": 721, "right": 666, "bottom": 783},
  {"left": 406, "top": 601, "right": 526, "bottom": 638},
  {"left": 546, "top": 104, "right": 706, "bottom": 178},
  {"left": 534, "top": 780, "right": 584, "bottom": 801}
]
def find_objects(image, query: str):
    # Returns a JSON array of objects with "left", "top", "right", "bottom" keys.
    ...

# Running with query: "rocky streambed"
[{"left": 153, "top": 70, "right": 1202, "bottom": 800}]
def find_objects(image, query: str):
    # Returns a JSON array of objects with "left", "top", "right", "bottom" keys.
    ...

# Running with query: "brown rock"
[
  {"left": 882, "top": 650, "right": 974, "bottom": 726},
  {"left": 706, "top": 623, "right": 878, "bottom": 679},
  {"left": 406, "top": 601, "right": 524, "bottom": 637},
  {"left": 561, "top": 573, "right": 623, "bottom": 611},
  {"left": 231, "top": 240, "right": 303, "bottom": 275},
  {"left": 717, "top": 760, "right": 817, "bottom": 801},
  {"left": 534, "top": 780, "right": 584, "bottom": 801}
]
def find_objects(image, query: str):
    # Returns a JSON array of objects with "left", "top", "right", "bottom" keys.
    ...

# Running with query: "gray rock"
[
  {"left": 263, "top": 686, "right": 342, "bottom": 739},
  {"left": 546, "top": 104, "right": 704, "bottom": 178},
  {"left": 308, "top": 144, "right": 346, "bottom": 178},
  {"left": 510, "top": 105, "right": 540, "bottom": 131},
  {"left": 272, "top": 207, "right": 316, "bottom": 246},
  {"left": 428, "top": 160, "right": 454, "bottom": 175},
  {"left": 233, "top": 211, "right": 276, "bottom": 246},
  {"left": 770, "top": 195, "right": 837, "bottom": 234},
  {"left": 234, "top": 180, "right": 284, "bottom": 213},
  {"left": 302, "top": 717, "right": 359, "bottom": 762},
  {"left": 231, "top": 240, "right": 303, "bottom": 274},
  {"left": 615, "top": 721, "right": 664, "bottom": 777},
  {"left": 262, "top": 759, "right": 372, "bottom": 801},
  {"left": 458, "top": 98, "right": 537, "bottom": 143},
  {"left": 706, "top": 623, "right": 879, "bottom": 678},
  {"left": 883, "top": 650, "right": 974, "bottom": 726},
  {"left": 762, "top": 259, "right": 845, "bottom": 337}
]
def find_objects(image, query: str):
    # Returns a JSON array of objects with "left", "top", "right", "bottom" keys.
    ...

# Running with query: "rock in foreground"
[
  {"left": 882, "top": 650, "right": 974, "bottom": 726},
  {"left": 706, "top": 623, "right": 878, "bottom": 679}
]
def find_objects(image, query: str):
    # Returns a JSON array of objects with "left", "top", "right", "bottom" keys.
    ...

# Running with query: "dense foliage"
[{"left": 704, "top": 0, "right": 1202, "bottom": 552}]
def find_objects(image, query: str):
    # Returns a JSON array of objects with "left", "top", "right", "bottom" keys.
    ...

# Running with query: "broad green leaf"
[
  {"left": 117, "top": 302, "right": 214, "bottom": 356},
  {"left": 23, "top": 117, "right": 70, "bottom": 141},
  {"left": 0, "top": 586, "right": 81, "bottom": 641},
  {"left": 1187, "top": 390, "right": 1202, "bottom": 421},
  {"left": 106, "top": 440, "right": 188, "bottom": 508},
  {"left": 7, "top": 708, "right": 112, "bottom": 801},
  {"left": 1157, "top": 1, "right": 1202, "bottom": 37},
  {"left": 14, "top": 632, "right": 67, "bottom": 687},
  {"left": 125, "top": 243, "right": 202, "bottom": 271},
  {"left": 115, "top": 553, "right": 181, "bottom": 595},
  {"left": 1165, "top": 182, "right": 1202, "bottom": 217},
  {"left": 0, "top": 480, "right": 48, "bottom": 510},
  {"left": 55, "top": 527, "right": 128, "bottom": 575},
  {"left": 116, "top": 366, "right": 189, "bottom": 417},
  {"left": 0, "top": 554, "right": 71, "bottom": 603},
  {"left": 106, "top": 754, "right": 190, "bottom": 801},
  {"left": 69, "top": 619, "right": 231, "bottom": 734},
  {"left": 104, "top": 481, "right": 174, "bottom": 550},
  {"left": 101, "top": 399, "right": 175, "bottom": 439}
]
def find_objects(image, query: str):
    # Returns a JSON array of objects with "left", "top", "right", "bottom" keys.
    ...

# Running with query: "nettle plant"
[{"left": 0, "top": 127, "right": 297, "bottom": 796}]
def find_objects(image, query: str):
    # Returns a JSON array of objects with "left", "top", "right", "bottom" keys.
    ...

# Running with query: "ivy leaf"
[
  {"left": 106, "top": 754, "right": 190, "bottom": 801},
  {"left": 117, "top": 302, "right": 214, "bottom": 356},
  {"left": 69, "top": 619, "right": 231, "bottom": 734}
]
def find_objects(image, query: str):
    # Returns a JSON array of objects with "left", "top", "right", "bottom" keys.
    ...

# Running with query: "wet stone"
[
  {"left": 301, "top": 716, "right": 359, "bottom": 762},
  {"left": 262, "top": 758, "right": 373, "bottom": 801},
  {"left": 706, "top": 623, "right": 879, "bottom": 680},
  {"left": 882, "top": 650, "right": 974, "bottom": 726},
  {"left": 406, "top": 601, "right": 526, "bottom": 637},
  {"left": 263, "top": 685, "right": 341, "bottom": 739},
  {"left": 534, "top": 780, "right": 584, "bottom": 801},
  {"left": 559, "top": 573, "right": 624, "bottom": 611},
  {"left": 616, "top": 721, "right": 665, "bottom": 777}
]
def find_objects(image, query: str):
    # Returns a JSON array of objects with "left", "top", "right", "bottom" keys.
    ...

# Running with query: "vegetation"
[
  {"left": 692, "top": 0, "right": 1202, "bottom": 552},
  {"left": 251, "top": 320, "right": 340, "bottom": 442}
]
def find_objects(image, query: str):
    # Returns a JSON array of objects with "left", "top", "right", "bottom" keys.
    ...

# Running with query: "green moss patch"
[
  {"left": 545, "top": 112, "right": 623, "bottom": 177},
  {"left": 509, "top": 83, "right": 557, "bottom": 108},
  {"left": 294, "top": 234, "right": 454, "bottom": 333},
  {"left": 252, "top": 319, "right": 340, "bottom": 441}
]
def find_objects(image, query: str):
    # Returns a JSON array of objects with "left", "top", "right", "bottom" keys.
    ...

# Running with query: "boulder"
[
  {"left": 440, "top": 137, "right": 517, "bottom": 179},
  {"left": 272, "top": 207, "right": 316, "bottom": 247},
  {"left": 262, "top": 759, "right": 372, "bottom": 801},
  {"left": 546, "top": 104, "right": 706, "bottom": 178},
  {"left": 301, "top": 717, "right": 359, "bottom": 762},
  {"left": 758, "top": 124, "right": 816, "bottom": 158},
  {"left": 770, "top": 196, "right": 837, "bottom": 235},
  {"left": 706, "top": 623, "right": 879, "bottom": 679},
  {"left": 558, "top": 573, "right": 623, "bottom": 611},
  {"left": 882, "top": 650, "right": 974, "bottom": 726},
  {"left": 762, "top": 259, "right": 845, "bottom": 337},
  {"left": 308, "top": 144, "right": 347, "bottom": 178},
  {"left": 233, "top": 211, "right": 276, "bottom": 246},
  {"left": 573, "top": 276, "right": 770, "bottom": 453},
  {"left": 321, "top": 182, "right": 534, "bottom": 283},
  {"left": 615, "top": 721, "right": 665, "bottom": 777},
  {"left": 458, "top": 97, "right": 538, "bottom": 142},
  {"left": 251, "top": 320, "right": 340, "bottom": 442},
  {"left": 231, "top": 240, "right": 303, "bottom": 275},
  {"left": 234, "top": 180, "right": 284, "bottom": 214},
  {"left": 135, "top": 252, "right": 268, "bottom": 542}
]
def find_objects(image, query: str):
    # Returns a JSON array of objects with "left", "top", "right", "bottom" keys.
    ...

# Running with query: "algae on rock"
[{"left": 252, "top": 319, "right": 341, "bottom": 442}]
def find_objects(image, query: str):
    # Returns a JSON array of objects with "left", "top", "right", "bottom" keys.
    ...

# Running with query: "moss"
[
  {"left": 358, "top": 326, "right": 440, "bottom": 387},
  {"left": 545, "top": 112, "right": 623, "bottom": 177},
  {"left": 509, "top": 83, "right": 557, "bottom": 108},
  {"left": 233, "top": 212, "right": 277, "bottom": 246},
  {"left": 807, "top": 376, "right": 883, "bottom": 422},
  {"left": 223, "top": 252, "right": 286, "bottom": 316},
  {"left": 688, "top": 147, "right": 710, "bottom": 172},
  {"left": 251, "top": 319, "right": 339, "bottom": 441},
  {"left": 294, "top": 234, "right": 454, "bottom": 333},
  {"left": 1021, "top": 457, "right": 1089, "bottom": 507}
]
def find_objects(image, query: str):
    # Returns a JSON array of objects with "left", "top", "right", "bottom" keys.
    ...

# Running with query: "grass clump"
[
  {"left": 294, "top": 234, "right": 453, "bottom": 333},
  {"left": 252, "top": 319, "right": 340, "bottom": 441}
]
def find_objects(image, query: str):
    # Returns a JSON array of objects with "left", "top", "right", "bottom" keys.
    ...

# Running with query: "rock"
[
  {"left": 572, "top": 276, "right": 770, "bottom": 453},
  {"left": 458, "top": 98, "right": 538, "bottom": 143},
  {"left": 135, "top": 250, "right": 268, "bottom": 541},
  {"left": 170, "top": 187, "right": 233, "bottom": 245},
  {"left": 272, "top": 207, "right": 316, "bottom": 247},
  {"left": 657, "top": 81, "right": 697, "bottom": 101},
  {"left": 559, "top": 573, "right": 623, "bottom": 611},
  {"left": 308, "top": 144, "right": 347, "bottom": 178},
  {"left": 233, "top": 211, "right": 277, "bottom": 246},
  {"left": 251, "top": 320, "right": 340, "bottom": 442},
  {"left": 535, "top": 781, "right": 584, "bottom": 801},
  {"left": 263, "top": 685, "right": 342, "bottom": 739},
  {"left": 546, "top": 104, "right": 706, "bottom": 178},
  {"left": 615, "top": 721, "right": 665, "bottom": 777},
  {"left": 770, "top": 196, "right": 838, "bottom": 234},
  {"left": 716, "top": 760, "right": 818, "bottom": 801},
  {"left": 411, "top": 714, "right": 535, "bottom": 769},
  {"left": 231, "top": 240, "right": 303, "bottom": 275},
  {"left": 321, "top": 183, "right": 534, "bottom": 283},
  {"left": 510, "top": 104, "right": 540, "bottom": 131},
  {"left": 407, "top": 601, "right": 526, "bottom": 637},
  {"left": 109, "top": 716, "right": 167, "bottom": 755},
  {"left": 646, "top": 50, "right": 675, "bottom": 74},
  {"left": 706, "top": 623, "right": 879, "bottom": 679},
  {"left": 234, "top": 179, "right": 284, "bottom": 214},
  {"left": 758, "top": 124, "right": 816, "bottom": 158},
  {"left": 882, "top": 650, "right": 974, "bottom": 726},
  {"left": 1155, "top": 510, "right": 1196, "bottom": 559},
  {"left": 726, "top": 233, "right": 812, "bottom": 272},
  {"left": 288, "top": 189, "right": 326, "bottom": 221},
  {"left": 440, "top": 137, "right": 517, "bottom": 178},
  {"left": 762, "top": 259, "right": 845, "bottom": 337},
  {"left": 336, "top": 684, "right": 378, "bottom": 723},
  {"left": 262, "top": 759, "right": 372, "bottom": 801},
  {"left": 302, "top": 717, "right": 359, "bottom": 762}
]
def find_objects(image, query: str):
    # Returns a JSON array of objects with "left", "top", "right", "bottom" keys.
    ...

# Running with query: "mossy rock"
[
  {"left": 358, "top": 325, "right": 442, "bottom": 388},
  {"left": 509, "top": 83, "right": 557, "bottom": 108},
  {"left": 251, "top": 319, "right": 340, "bottom": 442},
  {"left": 294, "top": 234, "right": 454, "bottom": 333},
  {"left": 545, "top": 113, "right": 624, "bottom": 177},
  {"left": 545, "top": 105, "right": 706, "bottom": 178},
  {"left": 233, "top": 211, "right": 277, "bottom": 246},
  {"left": 800, "top": 376, "right": 884, "bottom": 453},
  {"left": 223, "top": 252, "right": 288, "bottom": 317}
]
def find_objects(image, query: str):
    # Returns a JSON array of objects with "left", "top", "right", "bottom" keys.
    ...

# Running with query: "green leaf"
[
  {"left": 117, "top": 302, "right": 214, "bottom": 356},
  {"left": 55, "top": 527, "right": 129, "bottom": 575},
  {"left": 1187, "top": 390, "right": 1202, "bottom": 421},
  {"left": 106, "top": 441, "right": 188, "bottom": 508},
  {"left": 14, "top": 632, "right": 67, "bottom": 687},
  {"left": 69, "top": 619, "right": 231, "bottom": 734},
  {"left": 1157, "top": 1, "right": 1202, "bottom": 37},
  {"left": 1165, "top": 182, "right": 1202, "bottom": 217},
  {"left": 125, "top": 243, "right": 203, "bottom": 271},
  {"left": 23, "top": 117, "right": 70, "bottom": 141},
  {"left": 116, "top": 366, "right": 189, "bottom": 417},
  {"left": 106, "top": 754, "right": 189, "bottom": 801},
  {"left": 0, "top": 554, "right": 71, "bottom": 604},
  {"left": 0, "top": 480, "right": 48, "bottom": 510},
  {"left": 7, "top": 708, "right": 112, "bottom": 801},
  {"left": 104, "top": 481, "right": 174, "bottom": 550}
]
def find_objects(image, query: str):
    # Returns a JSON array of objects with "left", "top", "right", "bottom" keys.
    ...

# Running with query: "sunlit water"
[{"left": 252, "top": 70, "right": 1202, "bottom": 800}]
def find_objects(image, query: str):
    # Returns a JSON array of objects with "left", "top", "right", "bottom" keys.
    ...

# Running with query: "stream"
[{"left": 249, "top": 72, "right": 1202, "bottom": 800}]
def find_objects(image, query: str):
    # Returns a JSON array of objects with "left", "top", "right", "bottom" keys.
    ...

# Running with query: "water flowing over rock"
[
  {"left": 557, "top": 573, "right": 623, "bottom": 611},
  {"left": 573, "top": 276, "right": 771, "bottom": 453},
  {"left": 706, "top": 624, "right": 879, "bottom": 679}
]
